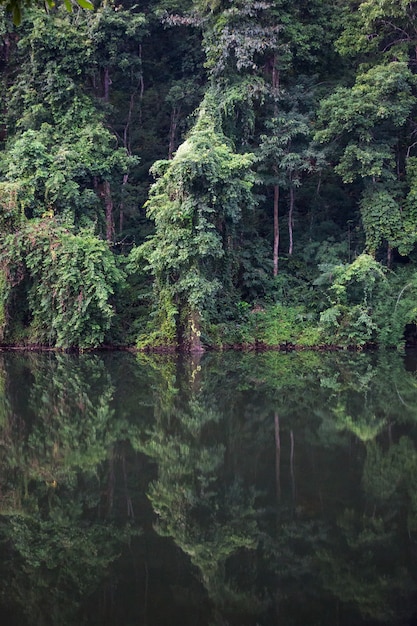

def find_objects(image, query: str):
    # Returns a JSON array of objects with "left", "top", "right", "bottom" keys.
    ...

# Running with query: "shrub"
[{"left": 0, "top": 218, "right": 124, "bottom": 349}]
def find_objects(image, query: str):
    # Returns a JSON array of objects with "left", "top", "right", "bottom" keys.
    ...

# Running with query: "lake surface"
[{"left": 0, "top": 349, "right": 416, "bottom": 625}]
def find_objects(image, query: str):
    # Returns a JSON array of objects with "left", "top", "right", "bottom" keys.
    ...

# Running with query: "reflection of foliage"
[
  {"left": 0, "top": 353, "right": 117, "bottom": 490},
  {"left": 315, "top": 503, "right": 415, "bottom": 624},
  {"left": 0, "top": 351, "right": 417, "bottom": 624},
  {"left": 152, "top": 477, "right": 259, "bottom": 609},
  {"left": 137, "top": 349, "right": 417, "bottom": 625},
  {"left": 363, "top": 439, "right": 410, "bottom": 502},
  {"left": 316, "top": 351, "right": 417, "bottom": 444},
  {"left": 133, "top": 356, "right": 261, "bottom": 613},
  {"left": 333, "top": 403, "right": 386, "bottom": 442},
  {"left": 363, "top": 437, "right": 417, "bottom": 535},
  {"left": 318, "top": 544, "right": 412, "bottom": 623},
  {"left": 0, "top": 352, "right": 141, "bottom": 626},
  {"left": 0, "top": 512, "right": 135, "bottom": 626}
]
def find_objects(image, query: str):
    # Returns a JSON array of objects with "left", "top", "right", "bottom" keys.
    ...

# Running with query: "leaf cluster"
[{"left": 0, "top": 218, "right": 124, "bottom": 348}]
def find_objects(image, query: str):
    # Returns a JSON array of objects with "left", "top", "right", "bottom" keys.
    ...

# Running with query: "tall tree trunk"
[
  {"left": 387, "top": 243, "right": 392, "bottom": 268},
  {"left": 274, "top": 411, "right": 281, "bottom": 500},
  {"left": 168, "top": 106, "right": 181, "bottom": 160},
  {"left": 103, "top": 67, "right": 111, "bottom": 102},
  {"left": 272, "top": 57, "right": 280, "bottom": 275},
  {"left": 273, "top": 184, "right": 280, "bottom": 276},
  {"left": 290, "top": 429, "right": 296, "bottom": 503},
  {"left": 118, "top": 49, "right": 144, "bottom": 236},
  {"left": 103, "top": 180, "right": 114, "bottom": 243},
  {"left": 288, "top": 185, "right": 294, "bottom": 255},
  {"left": 119, "top": 173, "right": 129, "bottom": 235},
  {"left": 123, "top": 93, "right": 135, "bottom": 155},
  {"left": 272, "top": 55, "right": 279, "bottom": 96}
]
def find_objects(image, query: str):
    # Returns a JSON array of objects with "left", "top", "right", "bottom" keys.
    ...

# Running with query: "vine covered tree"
[{"left": 132, "top": 92, "right": 255, "bottom": 350}]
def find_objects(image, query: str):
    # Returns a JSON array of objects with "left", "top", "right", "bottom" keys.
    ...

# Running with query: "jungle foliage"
[{"left": 1, "top": 0, "right": 417, "bottom": 349}]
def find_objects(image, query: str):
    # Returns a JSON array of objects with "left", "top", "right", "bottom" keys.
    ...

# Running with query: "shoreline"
[{"left": 0, "top": 341, "right": 381, "bottom": 353}]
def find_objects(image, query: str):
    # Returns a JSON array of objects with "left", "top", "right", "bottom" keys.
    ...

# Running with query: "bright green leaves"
[
  {"left": 259, "top": 108, "right": 322, "bottom": 189},
  {"left": 0, "top": 5, "right": 143, "bottom": 348},
  {"left": 315, "top": 253, "right": 417, "bottom": 348},
  {"left": 7, "top": 9, "right": 92, "bottom": 107},
  {"left": 0, "top": 181, "right": 27, "bottom": 233},
  {"left": 87, "top": 4, "right": 147, "bottom": 87},
  {"left": 0, "top": 115, "right": 135, "bottom": 230},
  {"left": 0, "top": 218, "right": 124, "bottom": 348},
  {"left": 316, "top": 61, "right": 417, "bottom": 257},
  {"left": 316, "top": 62, "right": 415, "bottom": 183},
  {"left": 360, "top": 187, "right": 413, "bottom": 256},
  {"left": 74, "top": 0, "right": 93, "bottom": 9},
  {"left": 317, "top": 254, "right": 386, "bottom": 346},
  {"left": 135, "top": 94, "right": 256, "bottom": 349},
  {"left": 322, "top": 253, "right": 386, "bottom": 307},
  {"left": 334, "top": 143, "right": 395, "bottom": 184},
  {"left": 0, "top": 72, "right": 137, "bottom": 234},
  {"left": 336, "top": 0, "right": 417, "bottom": 58},
  {"left": 404, "top": 157, "right": 417, "bottom": 230},
  {"left": 4, "top": 0, "right": 93, "bottom": 26}
]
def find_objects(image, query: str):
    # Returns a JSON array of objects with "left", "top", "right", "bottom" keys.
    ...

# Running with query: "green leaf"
[
  {"left": 11, "top": 2, "right": 21, "bottom": 26},
  {"left": 75, "top": 0, "right": 93, "bottom": 9}
]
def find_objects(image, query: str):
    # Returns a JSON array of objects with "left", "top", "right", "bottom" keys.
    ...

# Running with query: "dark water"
[{"left": 0, "top": 349, "right": 416, "bottom": 626}]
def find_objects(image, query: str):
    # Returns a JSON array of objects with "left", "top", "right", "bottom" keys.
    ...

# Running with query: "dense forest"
[{"left": 0, "top": 0, "right": 417, "bottom": 350}]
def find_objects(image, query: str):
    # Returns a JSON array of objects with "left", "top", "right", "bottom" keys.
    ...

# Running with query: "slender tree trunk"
[
  {"left": 103, "top": 67, "right": 111, "bottom": 102},
  {"left": 118, "top": 49, "right": 144, "bottom": 236},
  {"left": 138, "top": 45, "right": 144, "bottom": 127},
  {"left": 272, "top": 55, "right": 280, "bottom": 97},
  {"left": 273, "top": 184, "right": 280, "bottom": 276},
  {"left": 387, "top": 243, "right": 392, "bottom": 268},
  {"left": 290, "top": 429, "right": 295, "bottom": 503},
  {"left": 288, "top": 185, "right": 294, "bottom": 255},
  {"left": 123, "top": 93, "right": 135, "bottom": 155},
  {"left": 272, "top": 57, "right": 280, "bottom": 275},
  {"left": 4, "top": 35, "right": 10, "bottom": 62},
  {"left": 274, "top": 411, "right": 281, "bottom": 500},
  {"left": 103, "top": 180, "right": 114, "bottom": 243},
  {"left": 119, "top": 173, "right": 129, "bottom": 235},
  {"left": 168, "top": 106, "right": 181, "bottom": 160}
]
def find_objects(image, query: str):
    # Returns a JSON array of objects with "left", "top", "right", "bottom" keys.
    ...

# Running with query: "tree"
[
  {"left": 315, "top": 61, "right": 417, "bottom": 261},
  {"left": 259, "top": 83, "right": 325, "bottom": 273},
  {"left": 0, "top": 10, "right": 138, "bottom": 240},
  {"left": 132, "top": 92, "right": 255, "bottom": 350},
  {"left": 195, "top": 0, "right": 336, "bottom": 277},
  {"left": 0, "top": 217, "right": 124, "bottom": 348},
  {"left": 0, "top": 352, "right": 139, "bottom": 625}
]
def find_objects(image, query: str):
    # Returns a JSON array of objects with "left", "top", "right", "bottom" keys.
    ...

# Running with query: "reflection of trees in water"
[
  {"left": 0, "top": 351, "right": 417, "bottom": 624},
  {"left": 0, "top": 352, "right": 142, "bottom": 626},
  {"left": 137, "top": 350, "right": 417, "bottom": 625},
  {"left": 133, "top": 355, "right": 263, "bottom": 619},
  {"left": 0, "top": 353, "right": 116, "bottom": 491}
]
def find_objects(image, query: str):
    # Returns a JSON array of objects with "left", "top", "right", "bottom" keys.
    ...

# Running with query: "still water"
[{"left": 0, "top": 349, "right": 416, "bottom": 625}]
